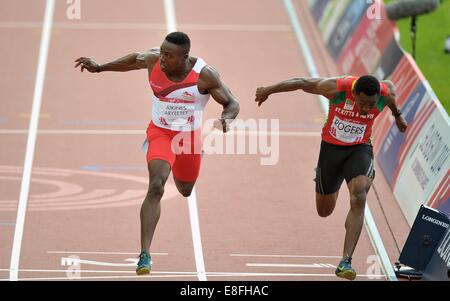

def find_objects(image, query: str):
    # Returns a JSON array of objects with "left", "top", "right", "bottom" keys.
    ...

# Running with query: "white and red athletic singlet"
[
  {"left": 149, "top": 57, "right": 210, "bottom": 132},
  {"left": 321, "top": 76, "right": 390, "bottom": 146}
]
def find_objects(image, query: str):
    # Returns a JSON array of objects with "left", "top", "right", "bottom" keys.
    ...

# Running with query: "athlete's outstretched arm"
[
  {"left": 199, "top": 66, "right": 240, "bottom": 133},
  {"left": 255, "top": 77, "right": 338, "bottom": 106},
  {"left": 74, "top": 48, "right": 159, "bottom": 73},
  {"left": 384, "top": 80, "right": 407, "bottom": 133}
]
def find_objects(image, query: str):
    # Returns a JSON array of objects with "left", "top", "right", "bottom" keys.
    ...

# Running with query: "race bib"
[
  {"left": 329, "top": 115, "right": 366, "bottom": 143},
  {"left": 157, "top": 99, "right": 195, "bottom": 126}
]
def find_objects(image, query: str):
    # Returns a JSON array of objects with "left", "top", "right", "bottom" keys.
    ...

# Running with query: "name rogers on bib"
[{"left": 330, "top": 115, "right": 367, "bottom": 144}]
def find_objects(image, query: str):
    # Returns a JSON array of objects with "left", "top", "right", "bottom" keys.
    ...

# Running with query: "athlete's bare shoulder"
[
  {"left": 306, "top": 77, "right": 339, "bottom": 99},
  {"left": 381, "top": 80, "right": 397, "bottom": 104},
  {"left": 136, "top": 47, "right": 160, "bottom": 70},
  {"left": 382, "top": 80, "right": 395, "bottom": 93},
  {"left": 198, "top": 65, "right": 221, "bottom": 91},
  {"left": 199, "top": 64, "right": 218, "bottom": 78}
]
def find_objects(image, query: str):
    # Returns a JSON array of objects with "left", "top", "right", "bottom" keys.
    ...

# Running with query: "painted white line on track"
[
  {"left": 230, "top": 253, "right": 341, "bottom": 258},
  {"left": 60, "top": 257, "right": 139, "bottom": 267},
  {"left": 3, "top": 274, "right": 198, "bottom": 281},
  {"left": 9, "top": 0, "right": 55, "bottom": 281},
  {"left": 0, "top": 272, "right": 386, "bottom": 281},
  {"left": 163, "top": 0, "right": 207, "bottom": 281},
  {"left": 0, "top": 268, "right": 384, "bottom": 278},
  {"left": 47, "top": 251, "right": 168, "bottom": 256},
  {"left": 163, "top": 0, "right": 177, "bottom": 33},
  {"left": 207, "top": 272, "right": 386, "bottom": 278},
  {"left": 0, "top": 269, "right": 194, "bottom": 274},
  {"left": 246, "top": 263, "right": 336, "bottom": 268},
  {"left": 187, "top": 188, "right": 207, "bottom": 281}
]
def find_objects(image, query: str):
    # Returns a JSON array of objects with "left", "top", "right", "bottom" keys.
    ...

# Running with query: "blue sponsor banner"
[
  {"left": 438, "top": 196, "right": 450, "bottom": 217},
  {"left": 326, "top": 0, "right": 370, "bottom": 59},
  {"left": 378, "top": 83, "right": 428, "bottom": 186},
  {"left": 374, "top": 38, "right": 405, "bottom": 80},
  {"left": 310, "top": 0, "right": 330, "bottom": 23}
]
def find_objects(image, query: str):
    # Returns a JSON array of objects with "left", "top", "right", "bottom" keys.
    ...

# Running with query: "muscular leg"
[
  {"left": 171, "top": 150, "right": 201, "bottom": 197},
  {"left": 342, "top": 175, "right": 372, "bottom": 259},
  {"left": 314, "top": 142, "right": 344, "bottom": 218},
  {"left": 174, "top": 176, "right": 196, "bottom": 197},
  {"left": 315, "top": 191, "right": 339, "bottom": 217},
  {"left": 140, "top": 159, "right": 171, "bottom": 253}
]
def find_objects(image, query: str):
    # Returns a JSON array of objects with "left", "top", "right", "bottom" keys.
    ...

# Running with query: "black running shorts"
[{"left": 315, "top": 140, "right": 375, "bottom": 195}]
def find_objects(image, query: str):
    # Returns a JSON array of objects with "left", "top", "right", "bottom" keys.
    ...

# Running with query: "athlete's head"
[
  {"left": 353, "top": 75, "right": 380, "bottom": 115},
  {"left": 160, "top": 31, "right": 191, "bottom": 73}
]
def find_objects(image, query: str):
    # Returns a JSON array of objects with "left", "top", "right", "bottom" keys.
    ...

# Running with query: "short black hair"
[
  {"left": 165, "top": 31, "right": 190, "bottom": 54},
  {"left": 354, "top": 75, "right": 380, "bottom": 96}
]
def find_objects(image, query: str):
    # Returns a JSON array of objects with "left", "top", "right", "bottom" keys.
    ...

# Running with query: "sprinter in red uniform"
[
  {"left": 255, "top": 75, "right": 407, "bottom": 280},
  {"left": 75, "top": 32, "right": 240, "bottom": 275}
]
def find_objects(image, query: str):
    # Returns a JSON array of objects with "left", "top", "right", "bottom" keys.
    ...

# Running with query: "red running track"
[{"left": 0, "top": 0, "right": 410, "bottom": 281}]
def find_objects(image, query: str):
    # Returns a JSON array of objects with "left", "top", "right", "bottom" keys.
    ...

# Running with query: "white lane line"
[
  {"left": 282, "top": 0, "right": 328, "bottom": 113},
  {"left": 47, "top": 251, "right": 168, "bottom": 255},
  {"left": 0, "top": 269, "right": 194, "bottom": 274},
  {"left": 230, "top": 254, "right": 341, "bottom": 258},
  {"left": 163, "top": 0, "right": 207, "bottom": 281},
  {"left": 60, "top": 257, "right": 139, "bottom": 267},
  {"left": 0, "top": 129, "right": 144, "bottom": 135},
  {"left": 0, "top": 129, "right": 320, "bottom": 137},
  {"left": 0, "top": 272, "right": 386, "bottom": 281},
  {"left": 246, "top": 263, "right": 336, "bottom": 268},
  {"left": 283, "top": 0, "right": 398, "bottom": 281},
  {"left": 207, "top": 272, "right": 385, "bottom": 278},
  {"left": 187, "top": 188, "right": 207, "bottom": 281},
  {"left": 3, "top": 274, "right": 198, "bottom": 281},
  {"left": 163, "top": 0, "right": 177, "bottom": 33},
  {"left": 0, "top": 268, "right": 384, "bottom": 278},
  {"left": 320, "top": 264, "right": 337, "bottom": 268},
  {"left": 364, "top": 209, "right": 399, "bottom": 281},
  {"left": 9, "top": 0, "right": 55, "bottom": 282},
  {"left": 0, "top": 22, "right": 290, "bottom": 32},
  {"left": 0, "top": 222, "right": 15, "bottom": 226}
]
